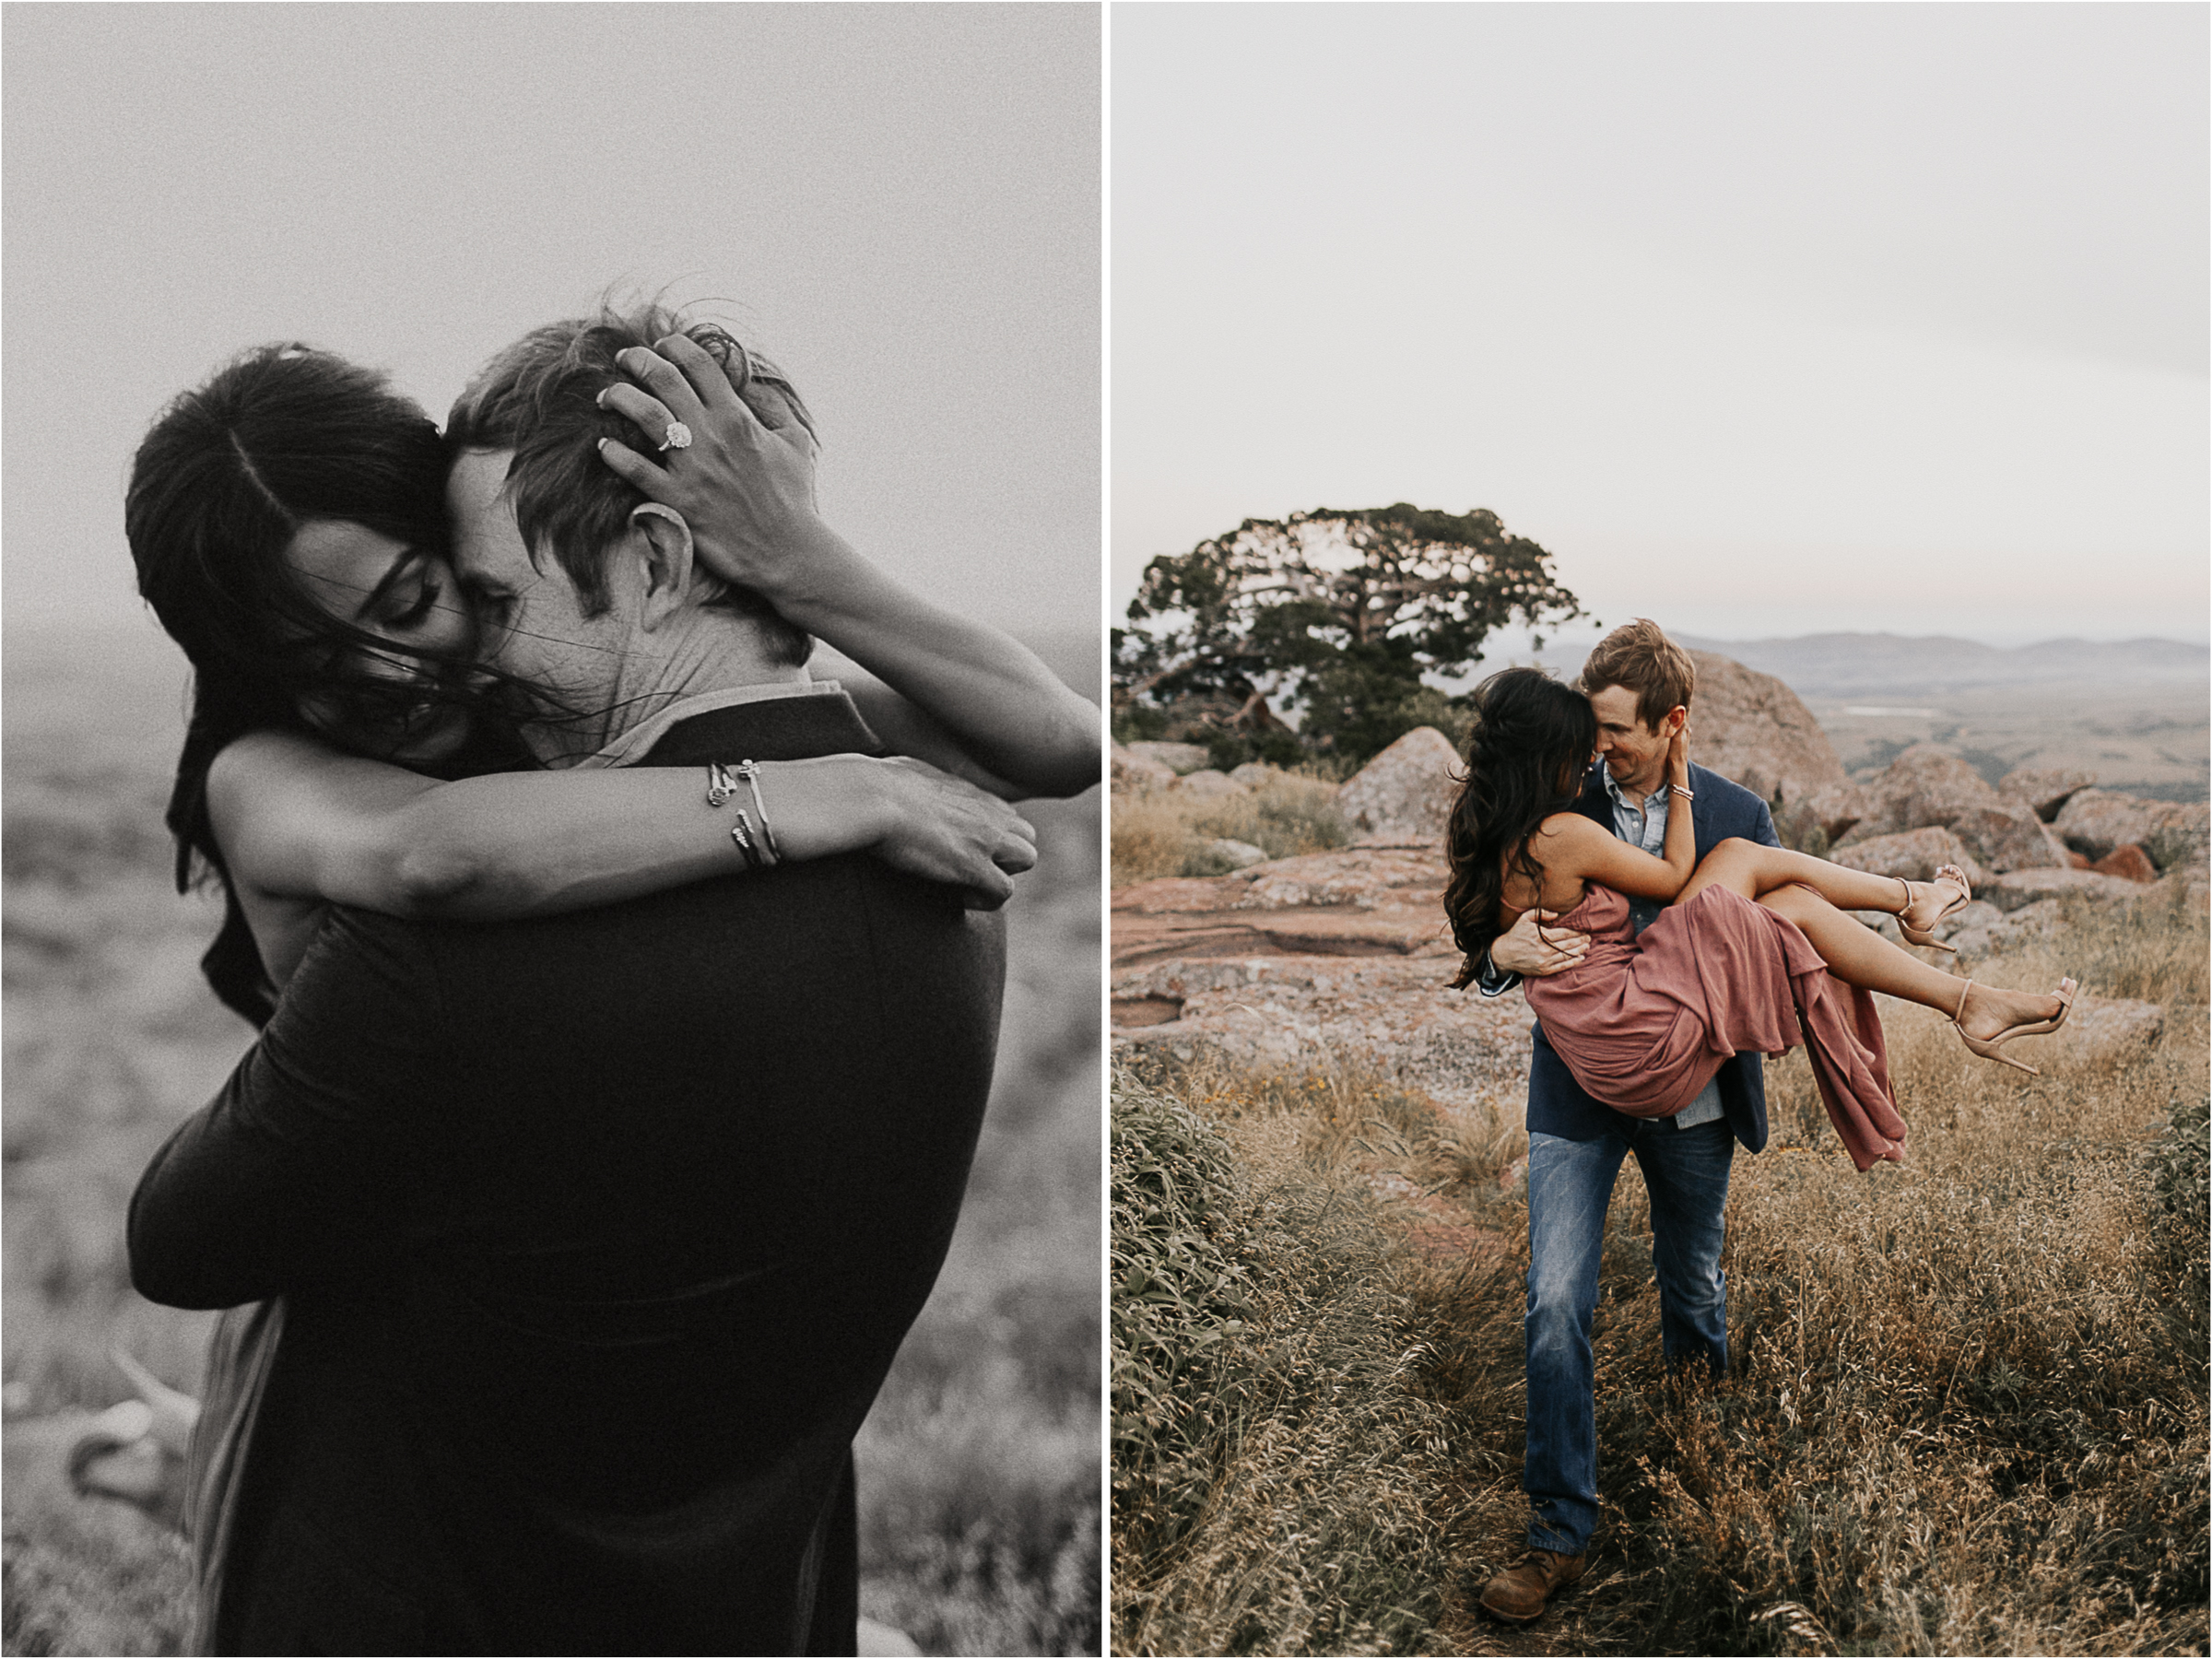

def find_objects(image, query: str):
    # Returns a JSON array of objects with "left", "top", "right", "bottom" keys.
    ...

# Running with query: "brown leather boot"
[{"left": 1478, "top": 1547, "right": 1588, "bottom": 1623}]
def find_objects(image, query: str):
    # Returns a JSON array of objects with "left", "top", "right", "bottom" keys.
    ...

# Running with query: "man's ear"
[
  {"left": 629, "top": 503, "right": 695, "bottom": 631},
  {"left": 1662, "top": 705, "right": 1688, "bottom": 737}
]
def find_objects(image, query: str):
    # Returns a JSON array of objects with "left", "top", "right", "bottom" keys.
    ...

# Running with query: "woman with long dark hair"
[
  {"left": 1444, "top": 668, "right": 2075, "bottom": 1170},
  {"left": 125, "top": 333, "right": 1085, "bottom": 1649}
]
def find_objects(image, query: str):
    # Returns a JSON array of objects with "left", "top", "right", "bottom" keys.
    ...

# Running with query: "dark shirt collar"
[{"left": 632, "top": 686, "right": 886, "bottom": 767}]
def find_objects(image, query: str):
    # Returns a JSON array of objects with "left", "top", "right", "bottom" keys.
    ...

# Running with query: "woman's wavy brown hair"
[{"left": 1443, "top": 667, "right": 1598, "bottom": 988}]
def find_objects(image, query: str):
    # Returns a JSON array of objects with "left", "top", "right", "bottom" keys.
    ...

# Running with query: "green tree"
[{"left": 1116, "top": 504, "right": 1583, "bottom": 764}]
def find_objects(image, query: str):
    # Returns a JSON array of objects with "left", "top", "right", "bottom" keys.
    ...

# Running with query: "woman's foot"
[
  {"left": 1952, "top": 977, "right": 2077, "bottom": 1074},
  {"left": 1898, "top": 865, "right": 1971, "bottom": 950}
]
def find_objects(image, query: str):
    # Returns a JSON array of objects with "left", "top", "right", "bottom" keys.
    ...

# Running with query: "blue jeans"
[{"left": 1522, "top": 1118, "right": 1734, "bottom": 1556}]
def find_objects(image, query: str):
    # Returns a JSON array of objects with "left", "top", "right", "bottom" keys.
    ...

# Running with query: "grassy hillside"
[{"left": 1111, "top": 888, "right": 2208, "bottom": 1656}]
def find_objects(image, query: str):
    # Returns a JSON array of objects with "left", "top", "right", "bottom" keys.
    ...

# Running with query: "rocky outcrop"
[
  {"left": 1839, "top": 746, "right": 2066, "bottom": 873},
  {"left": 1124, "top": 740, "right": 1209, "bottom": 775},
  {"left": 2089, "top": 844, "right": 2159, "bottom": 884},
  {"left": 1112, "top": 847, "right": 1454, "bottom": 968},
  {"left": 1798, "top": 782, "right": 1873, "bottom": 843},
  {"left": 2154, "top": 803, "right": 2211, "bottom": 871},
  {"left": 1942, "top": 899, "right": 2060, "bottom": 958},
  {"left": 2053, "top": 791, "right": 2210, "bottom": 871},
  {"left": 1684, "top": 650, "right": 1850, "bottom": 803},
  {"left": 1997, "top": 766, "right": 2096, "bottom": 822},
  {"left": 1334, "top": 727, "right": 1461, "bottom": 842},
  {"left": 1843, "top": 747, "right": 1997, "bottom": 839},
  {"left": 1111, "top": 743, "right": 1177, "bottom": 793},
  {"left": 2051, "top": 789, "right": 2159, "bottom": 861},
  {"left": 1112, "top": 824, "right": 2173, "bottom": 1112},
  {"left": 2062, "top": 995, "right": 2167, "bottom": 1064},
  {"left": 1206, "top": 838, "right": 1267, "bottom": 870},
  {"left": 1947, "top": 805, "right": 2072, "bottom": 873},
  {"left": 1980, "top": 867, "right": 2151, "bottom": 912},
  {"left": 1113, "top": 952, "right": 1534, "bottom": 1109},
  {"left": 1828, "top": 828, "right": 1985, "bottom": 892},
  {"left": 1111, "top": 842, "right": 1533, "bottom": 1106}
]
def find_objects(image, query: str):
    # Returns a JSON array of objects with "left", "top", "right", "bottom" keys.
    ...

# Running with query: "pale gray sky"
[
  {"left": 5, "top": 4, "right": 1099, "bottom": 648},
  {"left": 1112, "top": 3, "right": 2209, "bottom": 647}
]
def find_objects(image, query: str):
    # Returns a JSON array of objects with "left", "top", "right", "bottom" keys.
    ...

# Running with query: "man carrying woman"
[{"left": 1460, "top": 621, "right": 2069, "bottom": 1624}]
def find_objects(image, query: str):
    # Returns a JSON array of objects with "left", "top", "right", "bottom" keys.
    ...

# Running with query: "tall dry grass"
[
  {"left": 1111, "top": 888, "right": 2209, "bottom": 1656},
  {"left": 1111, "top": 772, "right": 1347, "bottom": 888},
  {"left": 1112, "top": 1065, "right": 1486, "bottom": 1656}
]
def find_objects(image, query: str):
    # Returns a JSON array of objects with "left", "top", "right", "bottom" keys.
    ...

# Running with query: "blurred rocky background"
[{"left": 1110, "top": 634, "right": 2206, "bottom": 1072}]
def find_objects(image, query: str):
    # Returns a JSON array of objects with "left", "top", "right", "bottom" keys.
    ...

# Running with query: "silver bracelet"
[
  {"left": 730, "top": 809, "right": 765, "bottom": 870},
  {"left": 705, "top": 762, "right": 740, "bottom": 808},
  {"left": 1669, "top": 783, "right": 1694, "bottom": 801},
  {"left": 735, "top": 759, "right": 782, "bottom": 865}
]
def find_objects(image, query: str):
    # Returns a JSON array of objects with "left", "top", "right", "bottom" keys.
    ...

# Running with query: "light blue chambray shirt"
[{"left": 1601, "top": 768, "right": 1725, "bottom": 1130}]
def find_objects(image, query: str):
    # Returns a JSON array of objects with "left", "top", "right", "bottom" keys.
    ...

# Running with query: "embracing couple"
[
  {"left": 1442, "top": 621, "right": 2075, "bottom": 1625},
  {"left": 124, "top": 303, "right": 1098, "bottom": 1653}
]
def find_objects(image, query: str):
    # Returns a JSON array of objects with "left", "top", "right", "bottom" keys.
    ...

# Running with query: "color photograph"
[{"left": 1109, "top": 6, "right": 2206, "bottom": 1653}]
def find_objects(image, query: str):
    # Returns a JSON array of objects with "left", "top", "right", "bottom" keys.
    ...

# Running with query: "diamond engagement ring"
[{"left": 659, "top": 421, "right": 693, "bottom": 453}]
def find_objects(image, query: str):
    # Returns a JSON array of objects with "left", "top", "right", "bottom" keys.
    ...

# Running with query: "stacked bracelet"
[
  {"left": 735, "top": 760, "right": 783, "bottom": 865},
  {"left": 730, "top": 809, "right": 765, "bottom": 870},
  {"left": 705, "top": 761, "right": 782, "bottom": 869}
]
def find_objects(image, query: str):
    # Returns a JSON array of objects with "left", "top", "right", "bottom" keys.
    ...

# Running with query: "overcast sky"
[
  {"left": 5, "top": 4, "right": 1099, "bottom": 654},
  {"left": 1112, "top": 3, "right": 2209, "bottom": 649}
]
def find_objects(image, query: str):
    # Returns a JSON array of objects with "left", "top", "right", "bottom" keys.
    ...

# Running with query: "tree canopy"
[{"left": 1115, "top": 504, "right": 1583, "bottom": 762}]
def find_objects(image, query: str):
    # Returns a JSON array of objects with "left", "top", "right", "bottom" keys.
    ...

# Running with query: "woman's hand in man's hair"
[{"left": 595, "top": 334, "right": 831, "bottom": 601}]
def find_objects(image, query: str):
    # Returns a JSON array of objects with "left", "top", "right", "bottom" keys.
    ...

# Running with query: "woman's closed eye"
[{"left": 382, "top": 576, "right": 442, "bottom": 630}]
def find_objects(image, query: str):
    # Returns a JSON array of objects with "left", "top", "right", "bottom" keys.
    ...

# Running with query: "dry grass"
[
  {"left": 1111, "top": 773, "right": 1347, "bottom": 888},
  {"left": 1112, "top": 1065, "right": 1484, "bottom": 1656},
  {"left": 1111, "top": 892, "right": 2209, "bottom": 1656}
]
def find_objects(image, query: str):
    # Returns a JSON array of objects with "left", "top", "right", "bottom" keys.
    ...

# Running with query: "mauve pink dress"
[{"left": 1522, "top": 882, "right": 1908, "bottom": 1171}]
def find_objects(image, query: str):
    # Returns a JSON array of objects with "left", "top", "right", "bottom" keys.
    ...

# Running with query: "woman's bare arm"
[
  {"left": 1528, "top": 728, "right": 1697, "bottom": 904},
  {"left": 1530, "top": 812, "right": 1692, "bottom": 904},
  {"left": 207, "top": 731, "right": 1037, "bottom": 928},
  {"left": 596, "top": 335, "right": 1100, "bottom": 800}
]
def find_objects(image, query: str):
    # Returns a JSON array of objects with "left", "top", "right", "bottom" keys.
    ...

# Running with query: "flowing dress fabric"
[
  {"left": 183, "top": 1298, "right": 285, "bottom": 1654},
  {"left": 1523, "top": 883, "right": 1908, "bottom": 1171}
]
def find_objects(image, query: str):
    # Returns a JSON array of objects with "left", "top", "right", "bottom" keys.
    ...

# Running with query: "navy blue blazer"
[{"left": 1516, "top": 759, "right": 1781, "bottom": 1152}]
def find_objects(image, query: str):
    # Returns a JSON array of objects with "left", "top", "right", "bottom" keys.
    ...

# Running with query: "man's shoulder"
[{"left": 1688, "top": 763, "right": 1772, "bottom": 832}]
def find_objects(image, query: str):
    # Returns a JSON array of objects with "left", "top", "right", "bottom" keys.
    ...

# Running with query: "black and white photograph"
[
  {"left": 1108, "top": 6, "right": 2206, "bottom": 1655},
  {"left": 4, "top": 6, "right": 1101, "bottom": 1655}
]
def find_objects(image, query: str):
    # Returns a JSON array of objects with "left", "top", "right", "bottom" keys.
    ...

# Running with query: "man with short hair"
[
  {"left": 1474, "top": 618, "right": 1781, "bottom": 1626},
  {"left": 129, "top": 307, "right": 1099, "bottom": 1652}
]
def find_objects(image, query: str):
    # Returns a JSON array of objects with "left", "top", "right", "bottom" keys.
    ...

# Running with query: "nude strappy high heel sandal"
[
  {"left": 1897, "top": 864, "right": 1972, "bottom": 953},
  {"left": 1952, "top": 976, "right": 2078, "bottom": 1075}
]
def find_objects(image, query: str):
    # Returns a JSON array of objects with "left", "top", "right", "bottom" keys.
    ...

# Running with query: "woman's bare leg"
[
  {"left": 1751, "top": 883, "right": 2065, "bottom": 1040},
  {"left": 1677, "top": 836, "right": 1942, "bottom": 917}
]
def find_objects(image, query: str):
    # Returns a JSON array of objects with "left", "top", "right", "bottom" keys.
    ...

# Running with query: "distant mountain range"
[{"left": 1668, "top": 633, "right": 2208, "bottom": 698}]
